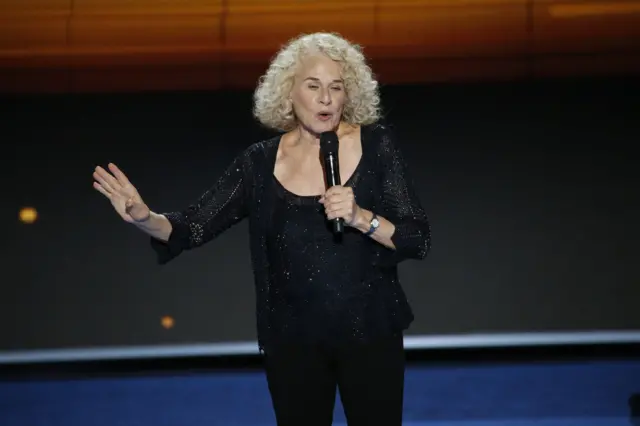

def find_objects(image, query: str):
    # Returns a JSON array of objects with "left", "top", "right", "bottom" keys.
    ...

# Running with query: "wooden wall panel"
[
  {"left": 0, "top": 0, "right": 69, "bottom": 69},
  {"left": 0, "top": 1, "right": 70, "bottom": 93},
  {"left": 67, "top": 0, "right": 224, "bottom": 90},
  {"left": 69, "top": 65, "right": 224, "bottom": 92},
  {"left": 67, "top": 15, "right": 222, "bottom": 64},
  {"left": 224, "top": 1, "right": 375, "bottom": 60},
  {"left": 0, "top": 0, "right": 638, "bottom": 93},
  {"left": 533, "top": 0, "right": 640, "bottom": 77},
  {"left": 1, "top": 0, "right": 71, "bottom": 12},
  {"left": 375, "top": 0, "right": 528, "bottom": 57},
  {"left": 72, "top": 0, "right": 222, "bottom": 14},
  {"left": 533, "top": 53, "right": 640, "bottom": 78},
  {"left": 0, "top": 15, "right": 67, "bottom": 53},
  {"left": 0, "top": 69, "right": 69, "bottom": 93},
  {"left": 69, "top": 0, "right": 223, "bottom": 62},
  {"left": 372, "top": 57, "right": 530, "bottom": 85},
  {"left": 534, "top": 0, "right": 640, "bottom": 54},
  {"left": 373, "top": 0, "right": 530, "bottom": 82}
]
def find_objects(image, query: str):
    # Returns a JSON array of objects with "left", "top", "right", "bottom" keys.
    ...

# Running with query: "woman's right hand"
[{"left": 93, "top": 163, "right": 151, "bottom": 223}]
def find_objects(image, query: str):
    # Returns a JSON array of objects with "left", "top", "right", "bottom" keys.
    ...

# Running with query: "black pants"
[{"left": 262, "top": 334, "right": 405, "bottom": 426}]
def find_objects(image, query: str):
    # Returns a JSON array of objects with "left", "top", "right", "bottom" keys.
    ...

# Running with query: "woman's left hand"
[{"left": 319, "top": 185, "right": 362, "bottom": 227}]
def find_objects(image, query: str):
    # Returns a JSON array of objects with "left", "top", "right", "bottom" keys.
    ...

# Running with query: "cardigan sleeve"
[
  {"left": 375, "top": 125, "right": 431, "bottom": 265},
  {"left": 150, "top": 148, "right": 252, "bottom": 264}
]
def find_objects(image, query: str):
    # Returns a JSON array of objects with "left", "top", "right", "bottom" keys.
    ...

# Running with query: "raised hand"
[{"left": 93, "top": 163, "right": 151, "bottom": 223}]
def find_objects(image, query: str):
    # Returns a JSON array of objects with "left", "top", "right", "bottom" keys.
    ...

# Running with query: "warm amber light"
[
  {"left": 2, "top": 0, "right": 639, "bottom": 92},
  {"left": 19, "top": 207, "right": 38, "bottom": 224},
  {"left": 161, "top": 316, "right": 175, "bottom": 329},
  {"left": 549, "top": 2, "right": 640, "bottom": 18}
]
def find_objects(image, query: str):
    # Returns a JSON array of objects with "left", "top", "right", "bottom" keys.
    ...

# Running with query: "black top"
[{"left": 151, "top": 123, "right": 431, "bottom": 350}]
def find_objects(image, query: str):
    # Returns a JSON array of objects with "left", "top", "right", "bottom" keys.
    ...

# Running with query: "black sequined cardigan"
[{"left": 151, "top": 123, "right": 431, "bottom": 350}]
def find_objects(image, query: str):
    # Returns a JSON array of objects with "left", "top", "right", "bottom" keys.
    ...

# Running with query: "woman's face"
[{"left": 290, "top": 54, "right": 346, "bottom": 136}]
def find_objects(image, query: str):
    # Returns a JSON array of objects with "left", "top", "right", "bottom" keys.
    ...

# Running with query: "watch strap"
[{"left": 365, "top": 213, "right": 379, "bottom": 236}]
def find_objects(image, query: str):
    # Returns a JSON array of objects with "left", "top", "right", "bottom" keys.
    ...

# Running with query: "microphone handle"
[
  {"left": 325, "top": 152, "right": 344, "bottom": 234},
  {"left": 333, "top": 216, "right": 344, "bottom": 234}
]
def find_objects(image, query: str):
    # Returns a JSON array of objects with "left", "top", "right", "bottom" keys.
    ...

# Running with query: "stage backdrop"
[
  {"left": 1, "top": 0, "right": 640, "bottom": 93},
  {"left": 2, "top": 77, "right": 639, "bottom": 361}
]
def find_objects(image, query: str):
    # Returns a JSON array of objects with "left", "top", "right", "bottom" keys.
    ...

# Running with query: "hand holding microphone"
[{"left": 319, "top": 131, "right": 362, "bottom": 234}]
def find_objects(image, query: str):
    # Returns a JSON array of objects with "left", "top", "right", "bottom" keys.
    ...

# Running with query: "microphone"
[{"left": 320, "top": 131, "right": 344, "bottom": 234}]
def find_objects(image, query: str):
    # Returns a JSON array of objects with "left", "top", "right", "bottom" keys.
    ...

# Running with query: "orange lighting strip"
[{"left": 549, "top": 1, "right": 640, "bottom": 18}]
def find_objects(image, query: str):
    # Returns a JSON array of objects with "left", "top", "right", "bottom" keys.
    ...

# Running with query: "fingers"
[
  {"left": 108, "top": 163, "right": 131, "bottom": 186},
  {"left": 320, "top": 186, "right": 356, "bottom": 221},
  {"left": 93, "top": 181, "right": 111, "bottom": 198},
  {"left": 93, "top": 166, "right": 120, "bottom": 193},
  {"left": 93, "top": 163, "right": 132, "bottom": 197},
  {"left": 320, "top": 185, "right": 354, "bottom": 205},
  {"left": 319, "top": 185, "right": 353, "bottom": 199},
  {"left": 326, "top": 207, "right": 351, "bottom": 221}
]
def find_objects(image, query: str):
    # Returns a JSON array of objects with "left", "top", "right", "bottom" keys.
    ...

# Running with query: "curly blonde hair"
[{"left": 253, "top": 32, "right": 381, "bottom": 132}]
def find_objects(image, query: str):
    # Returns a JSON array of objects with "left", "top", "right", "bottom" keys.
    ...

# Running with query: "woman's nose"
[{"left": 318, "top": 89, "right": 331, "bottom": 105}]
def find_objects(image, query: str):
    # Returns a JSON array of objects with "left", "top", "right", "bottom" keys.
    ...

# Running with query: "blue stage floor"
[{"left": 2, "top": 358, "right": 639, "bottom": 425}]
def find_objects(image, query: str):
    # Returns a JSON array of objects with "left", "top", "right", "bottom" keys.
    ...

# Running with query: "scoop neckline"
[{"left": 271, "top": 126, "right": 365, "bottom": 200}]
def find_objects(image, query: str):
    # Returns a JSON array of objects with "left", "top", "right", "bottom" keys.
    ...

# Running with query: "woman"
[{"left": 93, "top": 32, "right": 430, "bottom": 426}]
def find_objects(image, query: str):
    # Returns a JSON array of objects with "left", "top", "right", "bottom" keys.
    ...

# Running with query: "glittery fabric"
[{"left": 151, "top": 123, "right": 431, "bottom": 350}]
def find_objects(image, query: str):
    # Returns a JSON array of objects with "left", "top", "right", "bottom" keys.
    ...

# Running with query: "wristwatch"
[{"left": 365, "top": 213, "right": 380, "bottom": 236}]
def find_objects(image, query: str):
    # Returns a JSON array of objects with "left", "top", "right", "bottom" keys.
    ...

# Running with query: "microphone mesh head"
[{"left": 320, "top": 131, "right": 339, "bottom": 155}]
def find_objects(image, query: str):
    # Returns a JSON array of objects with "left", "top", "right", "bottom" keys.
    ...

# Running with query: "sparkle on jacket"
[{"left": 151, "top": 123, "right": 431, "bottom": 350}]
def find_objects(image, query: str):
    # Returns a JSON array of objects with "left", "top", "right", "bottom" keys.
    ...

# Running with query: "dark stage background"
[{"left": 2, "top": 76, "right": 639, "bottom": 353}]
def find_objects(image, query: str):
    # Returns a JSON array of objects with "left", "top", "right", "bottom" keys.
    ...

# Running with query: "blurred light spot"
[
  {"left": 19, "top": 207, "right": 38, "bottom": 224},
  {"left": 161, "top": 316, "right": 175, "bottom": 329}
]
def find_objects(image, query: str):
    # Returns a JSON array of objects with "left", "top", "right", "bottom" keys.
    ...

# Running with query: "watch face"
[{"left": 371, "top": 218, "right": 380, "bottom": 228}]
